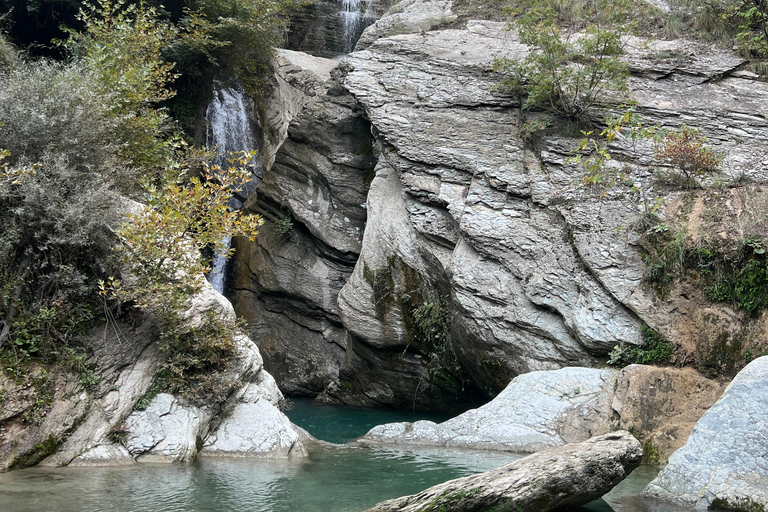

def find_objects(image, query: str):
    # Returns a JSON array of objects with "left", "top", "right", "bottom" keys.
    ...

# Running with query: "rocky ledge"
[
  {"left": 364, "top": 431, "right": 643, "bottom": 512},
  {"left": 0, "top": 281, "right": 307, "bottom": 469},
  {"left": 360, "top": 364, "right": 722, "bottom": 462}
]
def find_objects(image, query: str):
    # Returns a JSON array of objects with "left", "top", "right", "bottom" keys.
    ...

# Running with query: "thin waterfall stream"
[
  {"left": 204, "top": 84, "right": 261, "bottom": 294},
  {"left": 339, "top": 0, "right": 371, "bottom": 54}
]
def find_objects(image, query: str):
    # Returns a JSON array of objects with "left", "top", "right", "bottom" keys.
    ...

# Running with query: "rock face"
[
  {"left": 354, "top": 0, "right": 457, "bottom": 50},
  {"left": 230, "top": 49, "right": 375, "bottom": 396},
  {"left": 0, "top": 280, "right": 307, "bottom": 469},
  {"left": 286, "top": 0, "right": 391, "bottom": 58},
  {"left": 361, "top": 365, "right": 722, "bottom": 462},
  {"left": 364, "top": 431, "right": 643, "bottom": 512},
  {"left": 309, "top": 17, "right": 768, "bottom": 409},
  {"left": 643, "top": 356, "right": 768, "bottom": 510}
]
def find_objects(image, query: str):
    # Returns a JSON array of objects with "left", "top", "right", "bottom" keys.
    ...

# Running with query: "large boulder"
[
  {"left": 364, "top": 431, "right": 643, "bottom": 512},
  {"left": 643, "top": 356, "right": 768, "bottom": 510},
  {"left": 361, "top": 365, "right": 722, "bottom": 461}
]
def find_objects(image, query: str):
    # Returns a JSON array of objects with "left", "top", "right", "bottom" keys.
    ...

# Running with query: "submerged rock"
[
  {"left": 364, "top": 431, "right": 643, "bottom": 512},
  {"left": 361, "top": 365, "right": 722, "bottom": 461},
  {"left": 643, "top": 356, "right": 768, "bottom": 510}
]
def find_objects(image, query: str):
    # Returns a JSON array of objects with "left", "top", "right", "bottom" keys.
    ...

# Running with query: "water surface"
[{"left": 0, "top": 400, "right": 695, "bottom": 512}]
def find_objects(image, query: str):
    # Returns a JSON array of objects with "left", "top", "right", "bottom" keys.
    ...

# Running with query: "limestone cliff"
[{"left": 234, "top": 4, "right": 768, "bottom": 412}]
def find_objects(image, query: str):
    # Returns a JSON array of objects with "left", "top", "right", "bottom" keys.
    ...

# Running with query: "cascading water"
[
  {"left": 205, "top": 84, "right": 261, "bottom": 294},
  {"left": 339, "top": 0, "right": 371, "bottom": 54}
]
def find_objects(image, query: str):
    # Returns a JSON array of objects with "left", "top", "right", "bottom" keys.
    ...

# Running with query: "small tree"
[
  {"left": 63, "top": 0, "right": 179, "bottom": 172},
  {"left": 654, "top": 124, "right": 722, "bottom": 188},
  {"left": 494, "top": 0, "right": 631, "bottom": 123},
  {"left": 106, "top": 151, "right": 263, "bottom": 402}
]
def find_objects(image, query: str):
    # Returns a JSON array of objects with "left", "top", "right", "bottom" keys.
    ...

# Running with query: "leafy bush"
[
  {"left": 704, "top": 237, "right": 768, "bottom": 316},
  {"left": 409, "top": 296, "right": 467, "bottom": 395},
  {"left": 608, "top": 325, "right": 673, "bottom": 367},
  {"left": 63, "top": 0, "right": 179, "bottom": 172},
  {"left": 494, "top": 0, "right": 631, "bottom": 122},
  {"left": 654, "top": 124, "right": 722, "bottom": 188},
  {"left": 106, "top": 152, "right": 262, "bottom": 403},
  {"left": 0, "top": 61, "right": 122, "bottom": 354}
]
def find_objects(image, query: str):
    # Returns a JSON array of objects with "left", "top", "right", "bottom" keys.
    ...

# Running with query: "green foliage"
[
  {"left": 156, "top": 312, "right": 242, "bottom": 403},
  {"left": 654, "top": 124, "right": 722, "bottom": 188},
  {"left": 711, "top": 496, "right": 766, "bottom": 512},
  {"left": 109, "top": 151, "right": 262, "bottom": 319},
  {"left": 608, "top": 325, "right": 673, "bottom": 367},
  {"left": 732, "top": 0, "right": 768, "bottom": 57},
  {"left": 409, "top": 295, "right": 467, "bottom": 396},
  {"left": 21, "top": 369, "right": 53, "bottom": 425},
  {"left": 134, "top": 381, "right": 162, "bottom": 410},
  {"left": 494, "top": 0, "right": 631, "bottom": 122},
  {"left": 641, "top": 221, "right": 688, "bottom": 291},
  {"left": 107, "top": 422, "right": 129, "bottom": 445},
  {"left": 268, "top": 215, "right": 294, "bottom": 236},
  {"left": 62, "top": 0, "right": 179, "bottom": 171},
  {"left": 0, "top": 2, "right": 262, "bottom": 408},
  {"left": 105, "top": 151, "right": 262, "bottom": 403},
  {"left": 704, "top": 237, "right": 768, "bottom": 316},
  {"left": 0, "top": 60, "right": 121, "bottom": 356},
  {"left": 570, "top": 106, "right": 659, "bottom": 189}
]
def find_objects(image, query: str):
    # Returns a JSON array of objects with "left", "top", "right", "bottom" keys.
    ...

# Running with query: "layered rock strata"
[
  {"left": 230, "top": 49, "right": 375, "bottom": 396},
  {"left": 364, "top": 430, "right": 643, "bottom": 512},
  {"left": 312, "top": 18, "right": 768, "bottom": 409}
]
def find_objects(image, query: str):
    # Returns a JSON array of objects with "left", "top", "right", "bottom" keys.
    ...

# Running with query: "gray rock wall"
[
  {"left": 230, "top": 50, "right": 375, "bottom": 396},
  {"left": 312, "top": 20, "right": 768, "bottom": 409},
  {"left": 235, "top": 5, "right": 768, "bottom": 413}
]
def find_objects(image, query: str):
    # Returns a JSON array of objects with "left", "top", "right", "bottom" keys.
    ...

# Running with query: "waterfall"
[
  {"left": 205, "top": 84, "right": 261, "bottom": 294},
  {"left": 339, "top": 0, "right": 371, "bottom": 54}
]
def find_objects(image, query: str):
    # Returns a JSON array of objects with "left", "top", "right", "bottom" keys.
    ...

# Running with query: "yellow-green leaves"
[{"left": 111, "top": 150, "right": 262, "bottom": 321}]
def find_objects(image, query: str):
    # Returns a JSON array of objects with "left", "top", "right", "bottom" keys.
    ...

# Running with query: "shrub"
[
  {"left": 654, "top": 124, "right": 722, "bottom": 188},
  {"left": 494, "top": 0, "right": 631, "bottom": 123},
  {"left": 608, "top": 325, "right": 673, "bottom": 367}
]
